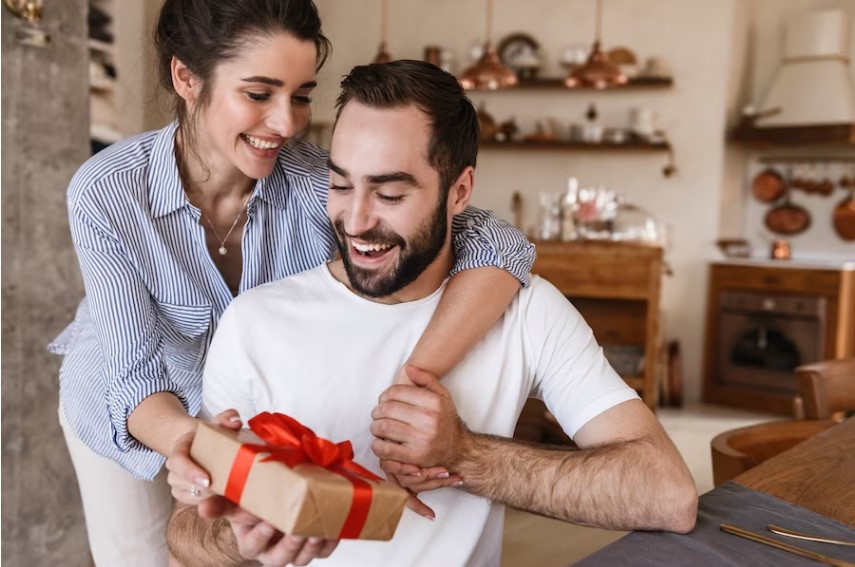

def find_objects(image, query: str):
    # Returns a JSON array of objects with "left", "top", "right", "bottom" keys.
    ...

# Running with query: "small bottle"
[{"left": 561, "top": 177, "right": 579, "bottom": 241}]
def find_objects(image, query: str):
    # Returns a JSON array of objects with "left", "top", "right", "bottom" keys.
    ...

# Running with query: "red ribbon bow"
[{"left": 224, "top": 412, "right": 380, "bottom": 539}]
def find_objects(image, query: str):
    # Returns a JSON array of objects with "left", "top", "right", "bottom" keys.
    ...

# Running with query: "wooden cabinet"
[
  {"left": 702, "top": 262, "right": 855, "bottom": 414},
  {"left": 531, "top": 240, "right": 664, "bottom": 410}
]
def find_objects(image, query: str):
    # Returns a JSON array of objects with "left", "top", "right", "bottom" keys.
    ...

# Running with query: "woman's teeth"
[{"left": 244, "top": 134, "right": 281, "bottom": 150}]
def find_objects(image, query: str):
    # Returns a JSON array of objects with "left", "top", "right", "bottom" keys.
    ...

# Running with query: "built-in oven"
[{"left": 715, "top": 291, "right": 826, "bottom": 394}]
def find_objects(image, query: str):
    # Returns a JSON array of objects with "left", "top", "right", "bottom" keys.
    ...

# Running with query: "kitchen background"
[{"left": 2, "top": 0, "right": 853, "bottom": 564}]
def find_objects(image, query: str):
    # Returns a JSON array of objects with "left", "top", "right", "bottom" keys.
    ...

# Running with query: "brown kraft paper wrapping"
[{"left": 190, "top": 421, "right": 408, "bottom": 540}]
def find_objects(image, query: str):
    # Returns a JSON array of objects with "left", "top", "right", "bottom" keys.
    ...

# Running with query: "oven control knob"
[{"left": 762, "top": 298, "right": 775, "bottom": 310}]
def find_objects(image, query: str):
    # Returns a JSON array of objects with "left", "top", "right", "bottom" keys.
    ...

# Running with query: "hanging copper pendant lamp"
[
  {"left": 459, "top": 0, "right": 518, "bottom": 90},
  {"left": 565, "top": 0, "right": 627, "bottom": 89},
  {"left": 372, "top": 0, "right": 393, "bottom": 63}
]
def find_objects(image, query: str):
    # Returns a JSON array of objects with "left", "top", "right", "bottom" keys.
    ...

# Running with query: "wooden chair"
[
  {"left": 792, "top": 358, "right": 855, "bottom": 421},
  {"left": 710, "top": 419, "right": 836, "bottom": 486},
  {"left": 712, "top": 357, "right": 854, "bottom": 486}
]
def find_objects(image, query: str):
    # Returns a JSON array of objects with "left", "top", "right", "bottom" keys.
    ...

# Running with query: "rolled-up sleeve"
[
  {"left": 451, "top": 206, "right": 536, "bottom": 286},
  {"left": 69, "top": 204, "right": 188, "bottom": 453}
]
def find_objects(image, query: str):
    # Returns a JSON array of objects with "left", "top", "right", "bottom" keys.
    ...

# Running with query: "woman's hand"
[{"left": 165, "top": 409, "right": 242, "bottom": 505}]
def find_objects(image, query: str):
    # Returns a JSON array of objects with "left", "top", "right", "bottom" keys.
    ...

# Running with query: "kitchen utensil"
[
  {"left": 768, "top": 524, "right": 855, "bottom": 547},
  {"left": 832, "top": 187, "right": 855, "bottom": 241},
  {"left": 765, "top": 190, "right": 811, "bottom": 235},
  {"left": 752, "top": 168, "right": 785, "bottom": 203},
  {"left": 510, "top": 191, "right": 523, "bottom": 230},
  {"left": 716, "top": 238, "right": 751, "bottom": 258},
  {"left": 770, "top": 239, "right": 791, "bottom": 260},
  {"left": 721, "top": 524, "right": 855, "bottom": 567}
]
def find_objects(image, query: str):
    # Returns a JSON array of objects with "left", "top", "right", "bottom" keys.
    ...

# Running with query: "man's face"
[{"left": 327, "top": 102, "right": 450, "bottom": 298}]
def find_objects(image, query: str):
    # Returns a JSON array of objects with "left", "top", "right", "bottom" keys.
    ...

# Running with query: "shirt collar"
[{"left": 148, "top": 122, "right": 187, "bottom": 219}]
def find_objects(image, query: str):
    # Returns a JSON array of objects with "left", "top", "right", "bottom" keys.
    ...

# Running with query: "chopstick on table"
[
  {"left": 768, "top": 524, "right": 855, "bottom": 547},
  {"left": 720, "top": 523, "right": 855, "bottom": 567}
]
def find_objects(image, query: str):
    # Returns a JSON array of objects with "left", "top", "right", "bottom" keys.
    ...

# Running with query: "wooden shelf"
[
  {"left": 90, "top": 122, "right": 122, "bottom": 144},
  {"left": 481, "top": 139, "right": 671, "bottom": 152},
  {"left": 87, "top": 38, "right": 114, "bottom": 55},
  {"left": 90, "top": 78, "right": 116, "bottom": 93},
  {"left": 472, "top": 76, "right": 673, "bottom": 91}
]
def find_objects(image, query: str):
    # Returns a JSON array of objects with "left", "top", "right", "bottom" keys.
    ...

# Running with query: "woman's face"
[{"left": 192, "top": 32, "right": 318, "bottom": 181}]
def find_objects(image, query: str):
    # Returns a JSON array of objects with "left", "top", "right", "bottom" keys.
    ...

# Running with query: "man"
[{"left": 167, "top": 60, "right": 697, "bottom": 567}]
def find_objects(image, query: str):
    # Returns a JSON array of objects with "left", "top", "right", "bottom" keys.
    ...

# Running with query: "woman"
[{"left": 50, "top": 1, "right": 534, "bottom": 565}]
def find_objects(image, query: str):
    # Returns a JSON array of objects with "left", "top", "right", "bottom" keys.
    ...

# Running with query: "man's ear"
[
  {"left": 171, "top": 56, "right": 199, "bottom": 104},
  {"left": 447, "top": 166, "right": 474, "bottom": 216}
]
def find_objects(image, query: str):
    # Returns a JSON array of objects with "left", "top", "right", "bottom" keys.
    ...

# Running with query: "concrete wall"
[{"left": 1, "top": 1, "right": 90, "bottom": 565}]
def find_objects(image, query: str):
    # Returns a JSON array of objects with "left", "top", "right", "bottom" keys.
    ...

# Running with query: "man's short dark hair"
[{"left": 335, "top": 60, "right": 479, "bottom": 196}]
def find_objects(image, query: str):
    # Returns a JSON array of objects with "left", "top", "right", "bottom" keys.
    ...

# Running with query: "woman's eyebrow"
[{"left": 240, "top": 77, "right": 318, "bottom": 90}]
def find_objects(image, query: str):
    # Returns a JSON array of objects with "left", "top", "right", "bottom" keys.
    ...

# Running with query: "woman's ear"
[
  {"left": 447, "top": 167, "right": 474, "bottom": 216},
  {"left": 171, "top": 56, "right": 198, "bottom": 104}
]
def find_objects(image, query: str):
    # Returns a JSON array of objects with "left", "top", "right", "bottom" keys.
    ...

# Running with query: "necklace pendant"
[{"left": 218, "top": 246, "right": 227, "bottom": 256}]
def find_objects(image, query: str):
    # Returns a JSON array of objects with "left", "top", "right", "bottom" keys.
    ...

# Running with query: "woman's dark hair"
[
  {"left": 155, "top": 0, "right": 330, "bottom": 130},
  {"left": 335, "top": 60, "right": 479, "bottom": 197}
]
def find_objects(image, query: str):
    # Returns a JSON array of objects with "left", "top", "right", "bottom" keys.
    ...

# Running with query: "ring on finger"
[{"left": 188, "top": 486, "right": 201, "bottom": 497}]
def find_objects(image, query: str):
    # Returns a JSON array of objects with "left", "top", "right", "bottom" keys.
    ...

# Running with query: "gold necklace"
[{"left": 201, "top": 196, "right": 249, "bottom": 256}]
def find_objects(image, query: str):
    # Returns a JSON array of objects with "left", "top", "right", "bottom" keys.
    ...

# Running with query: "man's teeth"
[
  {"left": 244, "top": 134, "right": 281, "bottom": 150},
  {"left": 352, "top": 242, "right": 392, "bottom": 253}
]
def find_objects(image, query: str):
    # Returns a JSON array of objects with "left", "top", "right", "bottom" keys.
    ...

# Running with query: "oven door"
[{"left": 715, "top": 292, "right": 826, "bottom": 394}]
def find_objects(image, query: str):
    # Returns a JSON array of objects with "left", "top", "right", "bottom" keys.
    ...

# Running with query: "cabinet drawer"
[
  {"left": 533, "top": 242, "right": 661, "bottom": 299},
  {"left": 711, "top": 264, "right": 841, "bottom": 296}
]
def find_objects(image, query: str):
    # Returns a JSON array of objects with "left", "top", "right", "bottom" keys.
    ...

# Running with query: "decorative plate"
[{"left": 498, "top": 33, "right": 540, "bottom": 70}]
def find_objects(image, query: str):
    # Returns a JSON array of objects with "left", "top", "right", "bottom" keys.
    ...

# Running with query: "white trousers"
[{"left": 59, "top": 405, "right": 173, "bottom": 567}]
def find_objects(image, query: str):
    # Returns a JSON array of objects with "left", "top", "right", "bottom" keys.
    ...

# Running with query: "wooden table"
[
  {"left": 733, "top": 417, "right": 855, "bottom": 528},
  {"left": 575, "top": 418, "right": 855, "bottom": 565}
]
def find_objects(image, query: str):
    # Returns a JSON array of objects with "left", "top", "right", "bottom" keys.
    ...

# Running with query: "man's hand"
[
  {"left": 226, "top": 506, "right": 338, "bottom": 566},
  {"left": 166, "top": 409, "right": 242, "bottom": 505},
  {"left": 371, "top": 365, "right": 468, "bottom": 471}
]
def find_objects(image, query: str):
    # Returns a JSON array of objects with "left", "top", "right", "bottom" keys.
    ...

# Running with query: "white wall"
[{"left": 315, "top": 0, "right": 741, "bottom": 403}]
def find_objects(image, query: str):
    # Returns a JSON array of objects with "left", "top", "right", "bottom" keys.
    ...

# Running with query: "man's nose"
[{"left": 346, "top": 193, "right": 378, "bottom": 236}]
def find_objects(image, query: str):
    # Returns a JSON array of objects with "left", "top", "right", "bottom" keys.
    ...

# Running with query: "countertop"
[{"left": 713, "top": 256, "right": 855, "bottom": 271}]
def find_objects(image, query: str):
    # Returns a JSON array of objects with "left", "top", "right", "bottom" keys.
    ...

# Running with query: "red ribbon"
[{"left": 224, "top": 412, "right": 380, "bottom": 539}]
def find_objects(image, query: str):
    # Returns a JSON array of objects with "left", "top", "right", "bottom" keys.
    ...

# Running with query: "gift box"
[{"left": 190, "top": 412, "right": 408, "bottom": 540}]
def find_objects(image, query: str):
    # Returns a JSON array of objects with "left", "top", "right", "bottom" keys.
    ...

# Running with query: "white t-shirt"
[{"left": 202, "top": 265, "right": 638, "bottom": 567}]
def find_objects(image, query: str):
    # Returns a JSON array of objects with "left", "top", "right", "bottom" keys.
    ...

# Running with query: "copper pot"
[
  {"left": 764, "top": 192, "right": 811, "bottom": 236},
  {"left": 752, "top": 168, "right": 785, "bottom": 203},
  {"left": 832, "top": 188, "right": 855, "bottom": 241}
]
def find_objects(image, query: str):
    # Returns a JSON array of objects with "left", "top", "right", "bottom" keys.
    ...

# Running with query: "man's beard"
[{"left": 333, "top": 199, "right": 448, "bottom": 298}]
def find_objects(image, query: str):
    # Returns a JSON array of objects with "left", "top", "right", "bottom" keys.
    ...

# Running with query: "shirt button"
[{"left": 466, "top": 219, "right": 476, "bottom": 228}]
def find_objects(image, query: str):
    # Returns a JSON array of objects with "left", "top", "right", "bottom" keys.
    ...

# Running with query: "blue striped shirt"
[{"left": 49, "top": 122, "right": 535, "bottom": 480}]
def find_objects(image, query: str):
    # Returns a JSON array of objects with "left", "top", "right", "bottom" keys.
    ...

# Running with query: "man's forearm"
[
  {"left": 167, "top": 504, "right": 255, "bottom": 567},
  {"left": 450, "top": 430, "right": 697, "bottom": 533}
]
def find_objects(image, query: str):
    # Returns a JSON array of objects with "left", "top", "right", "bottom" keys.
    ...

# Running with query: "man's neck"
[{"left": 328, "top": 246, "right": 454, "bottom": 305}]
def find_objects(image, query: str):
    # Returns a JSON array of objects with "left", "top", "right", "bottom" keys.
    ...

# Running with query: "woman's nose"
[{"left": 267, "top": 103, "right": 296, "bottom": 138}]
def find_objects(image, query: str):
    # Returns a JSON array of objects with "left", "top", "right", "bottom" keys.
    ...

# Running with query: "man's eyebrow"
[
  {"left": 239, "top": 77, "right": 318, "bottom": 89},
  {"left": 328, "top": 160, "right": 420, "bottom": 188},
  {"left": 328, "top": 159, "right": 348, "bottom": 178},
  {"left": 366, "top": 172, "right": 420, "bottom": 187}
]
